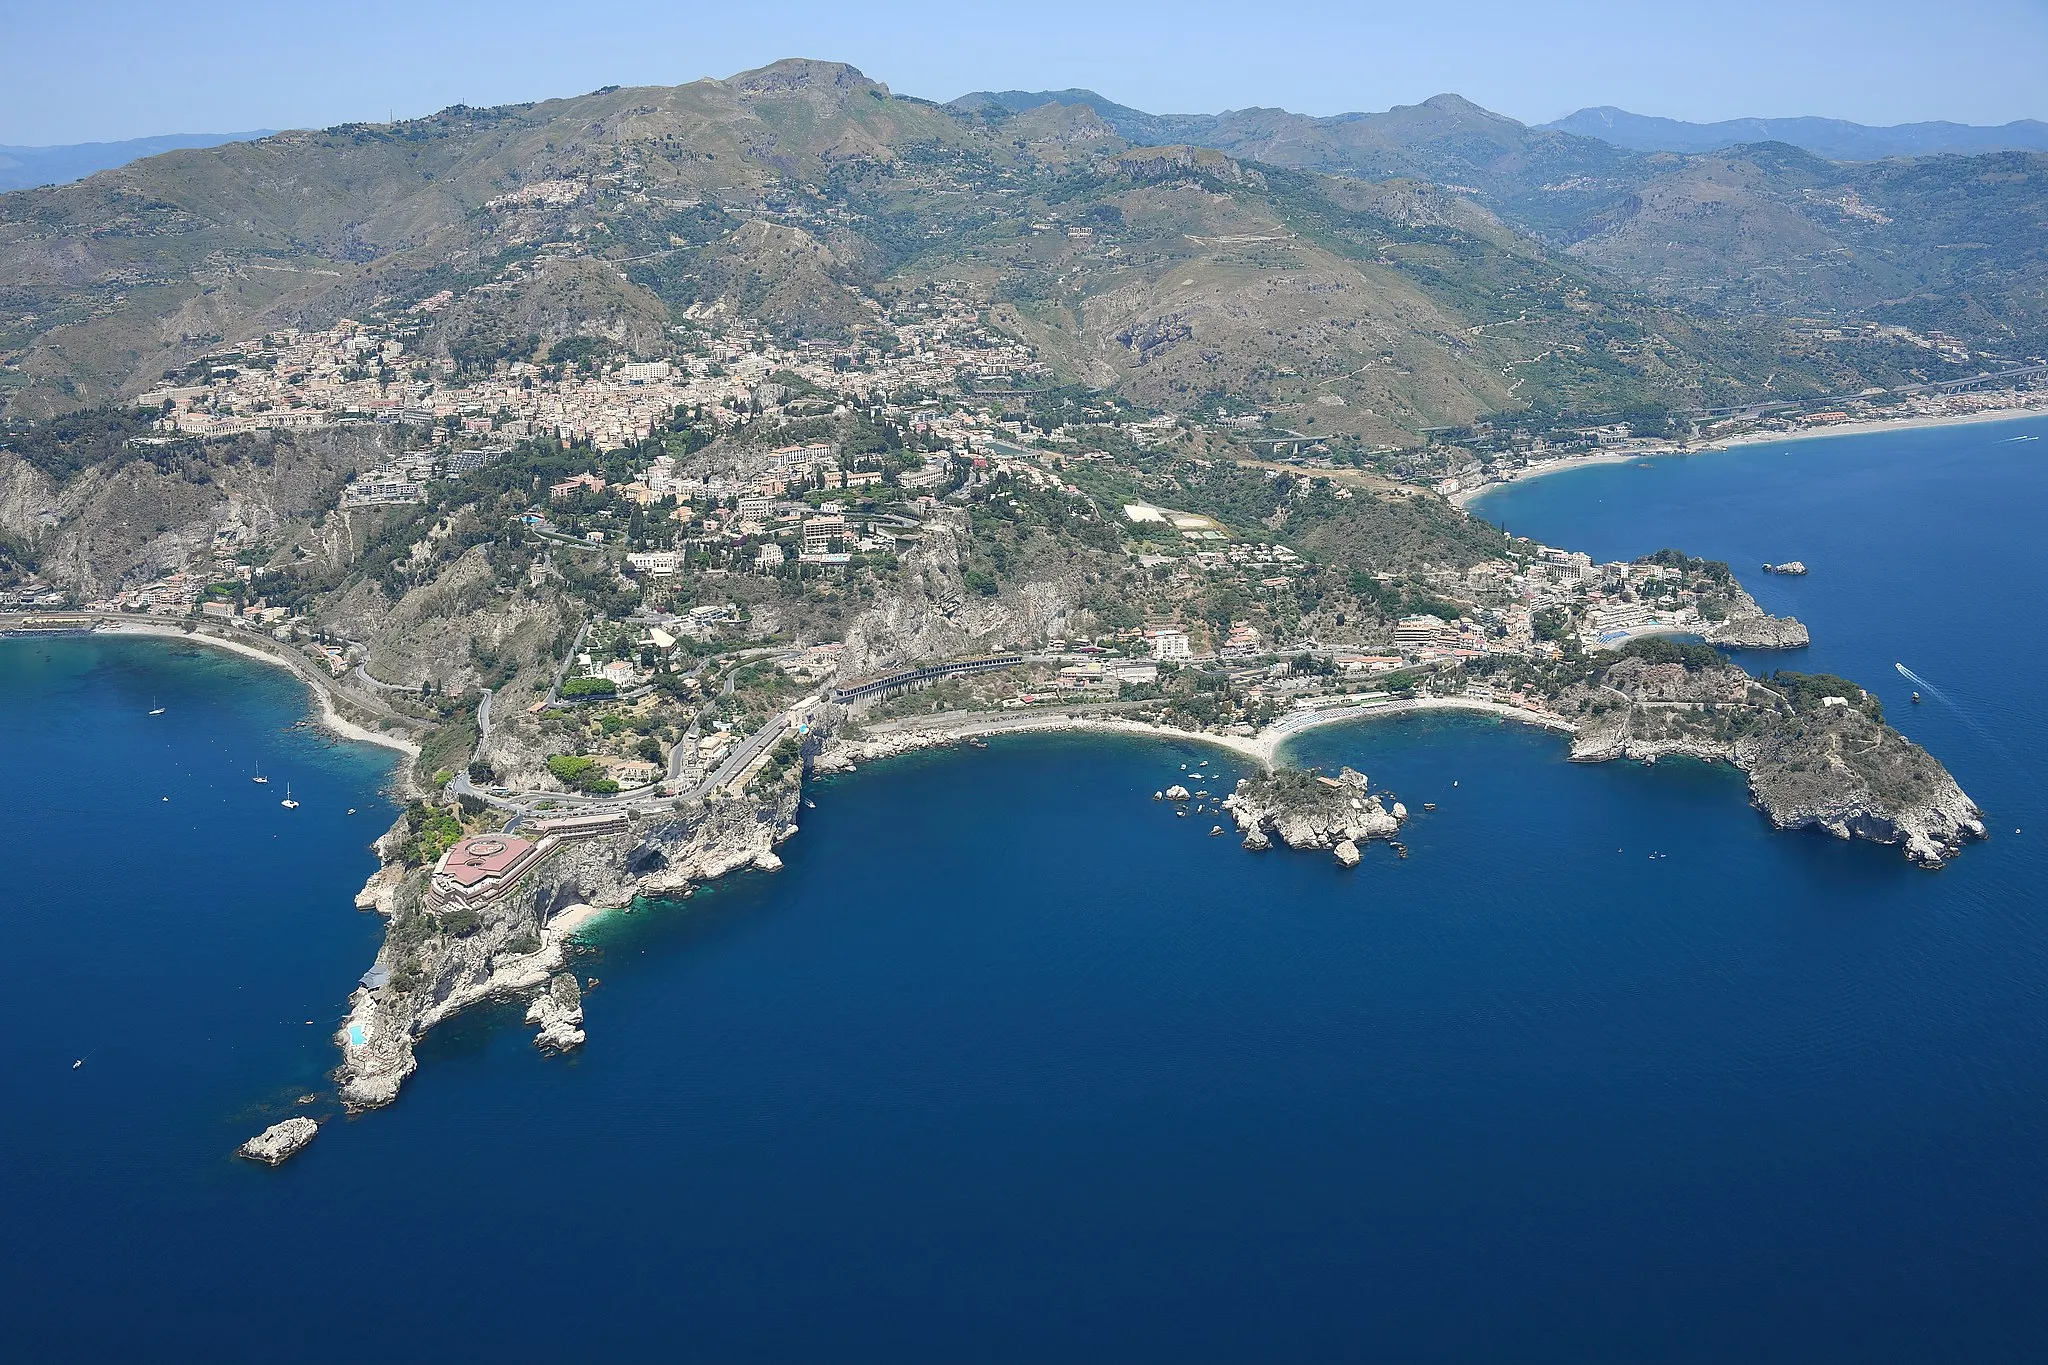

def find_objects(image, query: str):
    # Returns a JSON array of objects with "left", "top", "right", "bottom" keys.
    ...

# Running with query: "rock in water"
[
  {"left": 527, "top": 972, "right": 587, "bottom": 1052},
  {"left": 1164, "top": 785, "right": 1192, "bottom": 801},
  {"left": 1333, "top": 840, "right": 1362, "bottom": 868},
  {"left": 238, "top": 1116, "right": 318, "bottom": 1165}
]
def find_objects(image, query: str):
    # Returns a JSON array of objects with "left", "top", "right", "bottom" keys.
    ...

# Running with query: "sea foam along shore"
[
  {"left": 97, "top": 621, "right": 420, "bottom": 757},
  {"left": 1450, "top": 401, "right": 2048, "bottom": 509}
]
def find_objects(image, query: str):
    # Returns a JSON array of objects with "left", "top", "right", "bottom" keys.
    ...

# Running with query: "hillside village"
[{"left": 0, "top": 57, "right": 2009, "bottom": 1130}]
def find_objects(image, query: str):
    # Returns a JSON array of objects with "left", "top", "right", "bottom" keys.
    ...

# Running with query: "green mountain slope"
[
  {"left": 2, "top": 59, "right": 2031, "bottom": 441},
  {"left": 953, "top": 88, "right": 2048, "bottom": 358}
]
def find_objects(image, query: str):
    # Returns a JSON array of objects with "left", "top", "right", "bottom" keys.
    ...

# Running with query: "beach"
[
  {"left": 97, "top": 619, "right": 422, "bottom": 757},
  {"left": 833, "top": 693, "right": 1574, "bottom": 771},
  {"left": 1450, "top": 400, "right": 2048, "bottom": 508}
]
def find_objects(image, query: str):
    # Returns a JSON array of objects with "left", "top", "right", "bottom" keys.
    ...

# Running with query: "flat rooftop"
[{"left": 438, "top": 834, "right": 534, "bottom": 887}]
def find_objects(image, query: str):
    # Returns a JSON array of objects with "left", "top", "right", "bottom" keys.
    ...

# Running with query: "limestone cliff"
[
  {"left": 0, "top": 426, "right": 386, "bottom": 597},
  {"left": 335, "top": 780, "right": 799, "bottom": 1111},
  {"left": 839, "top": 507, "right": 1096, "bottom": 675},
  {"left": 1565, "top": 650, "right": 1983, "bottom": 865},
  {"left": 1705, "top": 582, "right": 1810, "bottom": 649}
]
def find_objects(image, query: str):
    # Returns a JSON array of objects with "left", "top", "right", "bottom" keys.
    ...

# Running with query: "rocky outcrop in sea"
[
  {"left": 1223, "top": 766, "right": 1406, "bottom": 862},
  {"left": 527, "top": 972, "right": 586, "bottom": 1051},
  {"left": 238, "top": 1116, "right": 318, "bottom": 1165}
]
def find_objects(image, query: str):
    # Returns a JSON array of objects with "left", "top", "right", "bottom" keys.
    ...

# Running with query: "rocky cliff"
[
  {"left": 335, "top": 779, "right": 799, "bottom": 1111},
  {"left": 0, "top": 425, "right": 387, "bottom": 597},
  {"left": 837, "top": 508, "right": 1096, "bottom": 676},
  {"left": 1705, "top": 582, "right": 1811, "bottom": 648},
  {"left": 1566, "top": 649, "right": 1983, "bottom": 865},
  {"left": 1222, "top": 765, "right": 1407, "bottom": 861}
]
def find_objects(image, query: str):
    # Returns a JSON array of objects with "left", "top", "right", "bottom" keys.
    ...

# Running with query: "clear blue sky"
[{"left": 5, "top": 0, "right": 2045, "bottom": 145}]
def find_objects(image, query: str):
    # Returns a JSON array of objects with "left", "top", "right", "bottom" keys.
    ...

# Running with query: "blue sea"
[{"left": 4, "top": 415, "right": 2046, "bottom": 1362}]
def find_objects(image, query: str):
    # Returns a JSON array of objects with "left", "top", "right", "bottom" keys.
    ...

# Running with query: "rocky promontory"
[
  {"left": 335, "top": 779, "right": 800, "bottom": 1112},
  {"left": 1223, "top": 766, "right": 1406, "bottom": 862},
  {"left": 1704, "top": 581, "right": 1810, "bottom": 649},
  {"left": 1564, "top": 640, "right": 1983, "bottom": 865}
]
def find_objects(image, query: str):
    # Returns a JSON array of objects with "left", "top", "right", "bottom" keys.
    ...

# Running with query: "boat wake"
[
  {"left": 1894, "top": 662, "right": 1948, "bottom": 705},
  {"left": 1899, "top": 662, "right": 2044, "bottom": 814}
]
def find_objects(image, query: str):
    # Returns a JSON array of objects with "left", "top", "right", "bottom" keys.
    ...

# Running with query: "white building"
[
  {"left": 1149, "top": 628, "right": 1191, "bottom": 662},
  {"left": 626, "top": 551, "right": 683, "bottom": 576}
]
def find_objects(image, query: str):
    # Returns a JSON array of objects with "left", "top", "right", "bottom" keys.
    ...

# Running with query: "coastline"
[
  {"left": 830, "top": 694, "right": 1575, "bottom": 772},
  {"left": 1451, "top": 401, "right": 2048, "bottom": 509},
  {"left": 96, "top": 621, "right": 421, "bottom": 758}
]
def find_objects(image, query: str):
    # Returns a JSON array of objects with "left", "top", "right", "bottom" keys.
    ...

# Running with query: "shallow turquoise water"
[{"left": 3, "top": 414, "right": 2046, "bottom": 1362}]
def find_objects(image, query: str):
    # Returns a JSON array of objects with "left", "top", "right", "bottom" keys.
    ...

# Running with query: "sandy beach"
[
  {"left": 1451, "top": 401, "right": 2048, "bottom": 509},
  {"left": 839, "top": 694, "right": 1574, "bottom": 771}
]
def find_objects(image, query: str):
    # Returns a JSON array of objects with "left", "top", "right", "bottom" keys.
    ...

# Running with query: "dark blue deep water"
[{"left": 5, "top": 414, "right": 2047, "bottom": 1362}]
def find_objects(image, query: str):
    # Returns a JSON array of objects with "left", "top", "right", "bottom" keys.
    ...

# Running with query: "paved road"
[
  {"left": 545, "top": 619, "right": 592, "bottom": 705},
  {"left": 354, "top": 662, "right": 413, "bottom": 692},
  {"left": 687, "top": 713, "right": 790, "bottom": 801}
]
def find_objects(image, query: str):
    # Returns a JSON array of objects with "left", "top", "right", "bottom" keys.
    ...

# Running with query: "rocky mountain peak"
[{"left": 725, "top": 58, "right": 887, "bottom": 104}]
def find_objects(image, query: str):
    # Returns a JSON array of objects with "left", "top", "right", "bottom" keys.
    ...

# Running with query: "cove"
[{"left": 4, "top": 415, "right": 2047, "bottom": 1362}]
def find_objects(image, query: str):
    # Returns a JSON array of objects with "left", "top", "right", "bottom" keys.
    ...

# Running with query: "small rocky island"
[
  {"left": 1223, "top": 766, "right": 1407, "bottom": 865},
  {"left": 239, "top": 1116, "right": 319, "bottom": 1166}
]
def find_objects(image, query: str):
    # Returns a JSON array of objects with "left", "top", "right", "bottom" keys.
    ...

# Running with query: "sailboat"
[
  {"left": 252, "top": 762, "right": 269, "bottom": 784},
  {"left": 148, "top": 699, "right": 165, "bottom": 715},
  {"left": 281, "top": 784, "right": 300, "bottom": 810}
]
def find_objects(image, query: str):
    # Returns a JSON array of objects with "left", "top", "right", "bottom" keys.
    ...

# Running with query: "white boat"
[
  {"left": 281, "top": 784, "right": 300, "bottom": 810},
  {"left": 252, "top": 763, "right": 268, "bottom": 784},
  {"left": 148, "top": 701, "right": 165, "bottom": 715}
]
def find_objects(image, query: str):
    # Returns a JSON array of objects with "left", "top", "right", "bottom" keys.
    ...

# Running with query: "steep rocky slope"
[{"left": 1566, "top": 644, "right": 1984, "bottom": 865}]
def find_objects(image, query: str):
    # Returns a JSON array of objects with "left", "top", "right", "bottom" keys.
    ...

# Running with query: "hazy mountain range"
[
  {"left": 952, "top": 91, "right": 2048, "bottom": 164},
  {"left": 1539, "top": 107, "right": 2048, "bottom": 160},
  {"left": 0, "top": 131, "right": 272, "bottom": 192}
]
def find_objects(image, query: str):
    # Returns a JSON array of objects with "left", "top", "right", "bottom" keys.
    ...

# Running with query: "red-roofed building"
[{"left": 430, "top": 834, "right": 539, "bottom": 911}]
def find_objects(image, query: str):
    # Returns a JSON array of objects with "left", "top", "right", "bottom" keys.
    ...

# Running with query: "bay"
[{"left": 3, "top": 414, "right": 2045, "bottom": 1362}]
